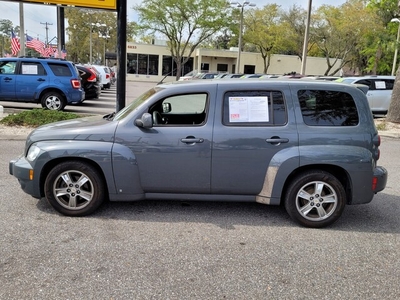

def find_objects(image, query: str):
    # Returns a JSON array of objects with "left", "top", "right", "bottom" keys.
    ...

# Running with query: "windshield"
[{"left": 113, "top": 86, "right": 162, "bottom": 121}]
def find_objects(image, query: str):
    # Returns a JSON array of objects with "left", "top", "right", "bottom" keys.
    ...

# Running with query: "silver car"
[{"left": 337, "top": 76, "right": 395, "bottom": 114}]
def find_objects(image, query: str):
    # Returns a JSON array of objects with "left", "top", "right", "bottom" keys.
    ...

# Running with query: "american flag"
[
  {"left": 26, "top": 34, "right": 45, "bottom": 55},
  {"left": 44, "top": 45, "right": 54, "bottom": 57},
  {"left": 61, "top": 49, "right": 67, "bottom": 59},
  {"left": 11, "top": 31, "right": 20, "bottom": 56}
]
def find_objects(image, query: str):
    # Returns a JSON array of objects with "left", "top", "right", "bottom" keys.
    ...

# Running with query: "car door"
[
  {"left": 211, "top": 86, "right": 299, "bottom": 196},
  {"left": 116, "top": 89, "right": 215, "bottom": 194},
  {"left": 371, "top": 78, "right": 393, "bottom": 112},
  {"left": 0, "top": 60, "right": 17, "bottom": 100},
  {"left": 15, "top": 61, "right": 47, "bottom": 101}
]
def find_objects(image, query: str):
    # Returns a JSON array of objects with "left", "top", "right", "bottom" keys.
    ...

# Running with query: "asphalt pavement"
[{"left": 1, "top": 137, "right": 399, "bottom": 299}]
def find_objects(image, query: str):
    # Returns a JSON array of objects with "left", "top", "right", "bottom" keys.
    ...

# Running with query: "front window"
[
  {"left": 149, "top": 93, "right": 208, "bottom": 126},
  {"left": 0, "top": 61, "right": 17, "bottom": 74}
]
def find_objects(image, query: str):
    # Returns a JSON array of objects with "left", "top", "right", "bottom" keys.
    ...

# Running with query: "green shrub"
[{"left": 0, "top": 109, "right": 82, "bottom": 127}]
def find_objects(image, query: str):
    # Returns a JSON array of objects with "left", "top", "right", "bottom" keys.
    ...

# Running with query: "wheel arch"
[
  {"left": 281, "top": 165, "right": 352, "bottom": 205},
  {"left": 38, "top": 88, "right": 67, "bottom": 102},
  {"left": 38, "top": 157, "right": 109, "bottom": 199}
]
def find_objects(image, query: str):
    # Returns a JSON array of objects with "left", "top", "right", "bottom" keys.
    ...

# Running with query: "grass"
[
  {"left": 0, "top": 109, "right": 82, "bottom": 127},
  {"left": 375, "top": 121, "right": 387, "bottom": 131}
]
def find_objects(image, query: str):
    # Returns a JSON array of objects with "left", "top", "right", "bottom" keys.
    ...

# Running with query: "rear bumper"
[{"left": 373, "top": 166, "right": 388, "bottom": 193}]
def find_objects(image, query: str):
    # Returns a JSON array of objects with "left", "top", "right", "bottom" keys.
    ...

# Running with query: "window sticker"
[
  {"left": 375, "top": 81, "right": 386, "bottom": 89},
  {"left": 22, "top": 65, "right": 38, "bottom": 75},
  {"left": 229, "top": 96, "right": 269, "bottom": 122}
]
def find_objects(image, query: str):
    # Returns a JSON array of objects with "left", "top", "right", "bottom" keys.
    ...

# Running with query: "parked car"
[
  {"left": 76, "top": 65, "right": 101, "bottom": 100},
  {"left": 240, "top": 74, "right": 265, "bottom": 78},
  {"left": 90, "top": 65, "right": 112, "bottom": 89},
  {"left": 0, "top": 57, "right": 84, "bottom": 110},
  {"left": 191, "top": 72, "right": 219, "bottom": 80},
  {"left": 336, "top": 76, "right": 395, "bottom": 114},
  {"left": 221, "top": 73, "right": 244, "bottom": 79},
  {"left": 9, "top": 79, "right": 387, "bottom": 228}
]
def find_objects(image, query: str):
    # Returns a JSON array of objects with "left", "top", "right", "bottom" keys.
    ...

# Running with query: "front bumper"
[{"left": 9, "top": 155, "right": 41, "bottom": 199}]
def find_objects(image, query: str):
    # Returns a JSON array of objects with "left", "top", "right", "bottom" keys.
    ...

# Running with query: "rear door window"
[{"left": 222, "top": 90, "right": 287, "bottom": 126}]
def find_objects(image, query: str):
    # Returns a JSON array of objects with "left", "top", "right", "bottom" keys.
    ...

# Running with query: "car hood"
[{"left": 26, "top": 115, "right": 118, "bottom": 146}]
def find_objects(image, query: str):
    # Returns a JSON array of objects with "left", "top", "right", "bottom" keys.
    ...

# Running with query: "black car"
[{"left": 76, "top": 65, "right": 101, "bottom": 100}]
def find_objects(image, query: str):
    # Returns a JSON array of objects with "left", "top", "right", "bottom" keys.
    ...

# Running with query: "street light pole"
[
  {"left": 301, "top": 0, "right": 312, "bottom": 75},
  {"left": 391, "top": 18, "right": 400, "bottom": 76},
  {"left": 230, "top": 1, "right": 256, "bottom": 74}
]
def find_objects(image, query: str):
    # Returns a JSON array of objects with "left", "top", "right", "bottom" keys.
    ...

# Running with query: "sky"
[{"left": 0, "top": 0, "right": 347, "bottom": 44}]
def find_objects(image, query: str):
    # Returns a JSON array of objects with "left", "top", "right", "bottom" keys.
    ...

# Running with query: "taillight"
[
  {"left": 71, "top": 79, "right": 81, "bottom": 89},
  {"left": 106, "top": 74, "right": 110, "bottom": 79},
  {"left": 87, "top": 70, "right": 97, "bottom": 82},
  {"left": 372, "top": 177, "right": 378, "bottom": 191},
  {"left": 373, "top": 134, "right": 381, "bottom": 160}
]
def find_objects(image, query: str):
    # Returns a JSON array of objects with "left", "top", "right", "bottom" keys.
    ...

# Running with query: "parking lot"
[{"left": 0, "top": 81, "right": 399, "bottom": 299}]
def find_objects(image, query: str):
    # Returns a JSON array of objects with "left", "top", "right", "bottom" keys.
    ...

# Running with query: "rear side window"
[
  {"left": 223, "top": 90, "right": 287, "bottom": 126},
  {"left": 373, "top": 79, "right": 394, "bottom": 90},
  {"left": 298, "top": 90, "right": 359, "bottom": 126},
  {"left": 48, "top": 63, "right": 72, "bottom": 77}
]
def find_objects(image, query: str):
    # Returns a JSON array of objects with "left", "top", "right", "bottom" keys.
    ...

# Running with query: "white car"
[
  {"left": 91, "top": 65, "right": 112, "bottom": 89},
  {"left": 336, "top": 76, "right": 395, "bottom": 114}
]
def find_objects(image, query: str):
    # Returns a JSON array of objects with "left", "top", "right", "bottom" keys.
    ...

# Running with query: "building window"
[
  {"left": 127, "top": 54, "right": 159, "bottom": 75},
  {"left": 243, "top": 65, "right": 255, "bottom": 74},
  {"left": 127, "top": 53, "right": 137, "bottom": 74},
  {"left": 217, "top": 64, "right": 228, "bottom": 72},
  {"left": 162, "top": 56, "right": 193, "bottom": 76}
]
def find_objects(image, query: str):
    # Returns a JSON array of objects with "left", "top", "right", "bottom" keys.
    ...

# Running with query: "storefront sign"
[{"left": 21, "top": 0, "right": 117, "bottom": 10}]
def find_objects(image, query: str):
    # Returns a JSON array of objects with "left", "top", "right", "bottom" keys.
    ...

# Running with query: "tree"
[
  {"left": 134, "top": 0, "right": 231, "bottom": 80},
  {"left": 387, "top": 65, "right": 400, "bottom": 122},
  {"left": 65, "top": 8, "right": 136, "bottom": 64},
  {"left": 279, "top": 5, "right": 308, "bottom": 58},
  {"left": 244, "top": 4, "right": 284, "bottom": 74},
  {"left": 0, "top": 19, "right": 19, "bottom": 56}
]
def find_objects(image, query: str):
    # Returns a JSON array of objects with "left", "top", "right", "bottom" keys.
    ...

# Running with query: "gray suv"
[{"left": 9, "top": 79, "right": 388, "bottom": 228}]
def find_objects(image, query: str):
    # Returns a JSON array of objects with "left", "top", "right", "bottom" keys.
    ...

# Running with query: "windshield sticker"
[
  {"left": 229, "top": 96, "right": 269, "bottom": 122},
  {"left": 375, "top": 81, "right": 386, "bottom": 89},
  {"left": 22, "top": 65, "right": 38, "bottom": 75}
]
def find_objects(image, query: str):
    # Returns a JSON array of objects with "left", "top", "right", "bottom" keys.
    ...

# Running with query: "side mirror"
[
  {"left": 135, "top": 113, "right": 153, "bottom": 128},
  {"left": 162, "top": 102, "right": 171, "bottom": 113}
]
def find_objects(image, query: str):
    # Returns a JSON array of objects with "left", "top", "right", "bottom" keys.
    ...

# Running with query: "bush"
[{"left": 0, "top": 109, "right": 82, "bottom": 127}]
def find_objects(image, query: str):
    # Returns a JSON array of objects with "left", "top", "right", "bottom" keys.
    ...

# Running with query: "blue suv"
[{"left": 0, "top": 57, "right": 84, "bottom": 111}]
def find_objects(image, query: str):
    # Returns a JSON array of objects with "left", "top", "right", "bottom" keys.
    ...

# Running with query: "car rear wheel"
[
  {"left": 284, "top": 170, "right": 346, "bottom": 228},
  {"left": 41, "top": 91, "right": 66, "bottom": 111},
  {"left": 44, "top": 161, "right": 106, "bottom": 216}
]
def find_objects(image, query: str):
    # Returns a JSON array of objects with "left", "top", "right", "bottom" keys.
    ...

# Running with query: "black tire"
[
  {"left": 41, "top": 91, "right": 66, "bottom": 111},
  {"left": 44, "top": 161, "right": 106, "bottom": 216},
  {"left": 284, "top": 170, "right": 346, "bottom": 228}
]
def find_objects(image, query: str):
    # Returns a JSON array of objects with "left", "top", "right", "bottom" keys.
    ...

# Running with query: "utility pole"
[
  {"left": 19, "top": 2, "right": 25, "bottom": 56},
  {"left": 40, "top": 21, "right": 53, "bottom": 45}
]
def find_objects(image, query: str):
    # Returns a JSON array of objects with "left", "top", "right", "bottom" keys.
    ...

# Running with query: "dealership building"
[{"left": 124, "top": 41, "right": 342, "bottom": 82}]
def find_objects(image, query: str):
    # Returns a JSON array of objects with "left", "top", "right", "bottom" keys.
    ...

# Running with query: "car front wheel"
[
  {"left": 284, "top": 170, "right": 346, "bottom": 228},
  {"left": 44, "top": 161, "right": 106, "bottom": 216},
  {"left": 41, "top": 91, "right": 66, "bottom": 111}
]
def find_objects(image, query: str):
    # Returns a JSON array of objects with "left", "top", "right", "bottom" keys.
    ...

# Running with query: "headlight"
[{"left": 26, "top": 145, "right": 41, "bottom": 162}]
